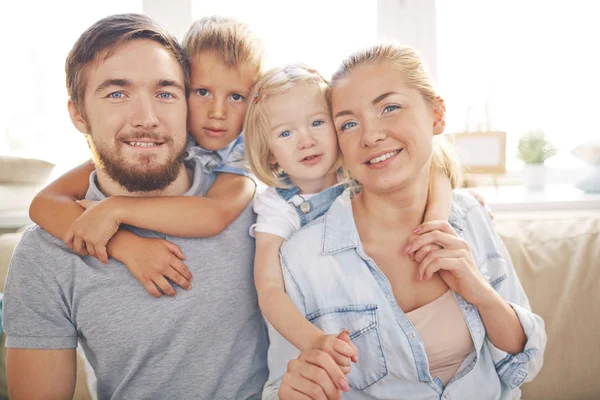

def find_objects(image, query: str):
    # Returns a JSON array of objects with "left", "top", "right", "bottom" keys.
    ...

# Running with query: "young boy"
[{"left": 29, "top": 16, "right": 265, "bottom": 297}]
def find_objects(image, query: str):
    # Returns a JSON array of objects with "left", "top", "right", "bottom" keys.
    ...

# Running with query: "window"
[
  {"left": 0, "top": 0, "right": 143, "bottom": 170},
  {"left": 436, "top": 0, "right": 599, "bottom": 171}
]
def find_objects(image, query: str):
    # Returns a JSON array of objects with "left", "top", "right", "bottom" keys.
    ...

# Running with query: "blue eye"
[
  {"left": 312, "top": 120, "right": 325, "bottom": 127},
  {"left": 196, "top": 89, "right": 209, "bottom": 96},
  {"left": 158, "top": 92, "right": 174, "bottom": 99},
  {"left": 108, "top": 92, "right": 124, "bottom": 99},
  {"left": 383, "top": 105, "right": 400, "bottom": 113},
  {"left": 279, "top": 130, "right": 291, "bottom": 138},
  {"left": 340, "top": 121, "right": 357, "bottom": 132},
  {"left": 230, "top": 93, "right": 245, "bottom": 102}
]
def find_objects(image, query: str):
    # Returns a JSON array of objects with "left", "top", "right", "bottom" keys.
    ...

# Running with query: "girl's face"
[
  {"left": 331, "top": 61, "right": 444, "bottom": 194},
  {"left": 263, "top": 83, "right": 339, "bottom": 193}
]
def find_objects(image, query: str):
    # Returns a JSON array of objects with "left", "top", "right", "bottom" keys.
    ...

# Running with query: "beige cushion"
[
  {"left": 0, "top": 156, "right": 55, "bottom": 184},
  {"left": 495, "top": 211, "right": 600, "bottom": 400}
]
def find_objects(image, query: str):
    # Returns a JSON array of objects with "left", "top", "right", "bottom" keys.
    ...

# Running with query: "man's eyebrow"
[
  {"left": 372, "top": 92, "right": 398, "bottom": 105},
  {"left": 157, "top": 79, "right": 185, "bottom": 92},
  {"left": 94, "top": 79, "right": 130, "bottom": 94}
]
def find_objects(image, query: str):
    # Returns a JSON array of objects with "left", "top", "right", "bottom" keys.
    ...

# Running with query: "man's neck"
[{"left": 95, "top": 164, "right": 192, "bottom": 198}]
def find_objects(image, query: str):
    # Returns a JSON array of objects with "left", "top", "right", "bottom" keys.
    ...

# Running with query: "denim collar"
[{"left": 322, "top": 190, "right": 467, "bottom": 255}]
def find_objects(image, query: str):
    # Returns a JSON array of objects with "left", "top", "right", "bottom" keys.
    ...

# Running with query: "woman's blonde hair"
[
  {"left": 244, "top": 63, "right": 336, "bottom": 187},
  {"left": 330, "top": 42, "right": 461, "bottom": 188}
]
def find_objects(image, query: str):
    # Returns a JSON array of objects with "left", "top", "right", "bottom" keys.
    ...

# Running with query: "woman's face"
[{"left": 331, "top": 61, "right": 444, "bottom": 194}]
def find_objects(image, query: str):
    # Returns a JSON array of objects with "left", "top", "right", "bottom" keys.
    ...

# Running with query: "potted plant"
[{"left": 517, "top": 129, "right": 557, "bottom": 191}]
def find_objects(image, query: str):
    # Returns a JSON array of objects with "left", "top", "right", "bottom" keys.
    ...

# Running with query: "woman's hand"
[
  {"left": 279, "top": 330, "right": 352, "bottom": 400},
  {"left": 406, "top": 221, "right": 495, "bottom": 307},
  {"left": 63, "top": 198, "right": 123, "bottom": 264}
]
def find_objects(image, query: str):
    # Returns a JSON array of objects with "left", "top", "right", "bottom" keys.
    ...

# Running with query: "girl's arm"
[
  {"left": 423, "top": 170, "right": 453, "bottom": 223},
  {"left": 254, "top": 232, "right": 357, "bottom": 367}
]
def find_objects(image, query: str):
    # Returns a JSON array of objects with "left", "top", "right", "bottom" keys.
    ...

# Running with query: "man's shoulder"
[{"left": 11, "top": 225, "right": 73, "bottom": 264}]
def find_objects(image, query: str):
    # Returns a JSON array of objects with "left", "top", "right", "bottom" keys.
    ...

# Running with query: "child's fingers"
[
  {"left": 73, "top": 235, "right": 89, "bottom": 257},
  {"left": 332, "top": 338, "right": 356, "bottom": 360},
  {"left": 63, "top": 229, "right": 75, "bottom": 249},
  {"left": 85, "top": 241, "right": 98, "bottom": 259},
  {"left": 411, "top": 221, "right": 457, "bottom": 236},
  {"left": 164, "top": 240, "right": 186, "bottom": 260},
  {"left": 170, "top": 258, "right": 192, "bottom": 282},
  {"left": 153, "top": 276, "right": 176, "bottom": 296},
  {"left": 96, "top": 244, "right": 109, "bottom": 265},
  {"left": 337, "top": 330, "right": 358, "bottom": 363}
]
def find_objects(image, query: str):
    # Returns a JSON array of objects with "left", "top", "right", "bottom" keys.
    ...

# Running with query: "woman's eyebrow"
[{"left": 372, "top": 91, "right": 398, "bottom": 105}]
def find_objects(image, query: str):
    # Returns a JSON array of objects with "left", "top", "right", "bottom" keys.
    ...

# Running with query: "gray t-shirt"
[{"left": 2, "top": 156, "right": 269, "bottom": 400}]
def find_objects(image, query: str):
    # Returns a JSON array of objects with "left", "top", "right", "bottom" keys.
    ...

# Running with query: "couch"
[{"left": 0, "top": 210, "right": 599, "bottom": 399}]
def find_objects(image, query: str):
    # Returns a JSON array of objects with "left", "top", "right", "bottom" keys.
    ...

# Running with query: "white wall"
[
  {"left": 143, "top": 0, "right": 192, "bottom": 41},
  {"left": 377, "top": 0, "right": 438, "bottom": 82}
]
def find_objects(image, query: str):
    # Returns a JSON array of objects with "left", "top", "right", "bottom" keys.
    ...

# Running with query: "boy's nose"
[{"left": 209, "top": 100, "right": 226, "bottom": 120}]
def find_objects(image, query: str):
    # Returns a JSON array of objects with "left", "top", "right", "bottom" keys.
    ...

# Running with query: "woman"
[{"left": 263, "top": 43, "right": 546, "bottom": 400}]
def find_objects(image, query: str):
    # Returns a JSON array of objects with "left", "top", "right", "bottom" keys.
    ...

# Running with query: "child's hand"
[
  {"left": 63, "top": 198, "right": 121, "bottom": 264},
  {"left": 311, "top": 330, "right": 358, "bottom": 375},
  {"left": 121, "top": 235, "right": 192, "bottom": 297},
  {"left": 466, "top": 189, "right": 495, "bottom": 221}
]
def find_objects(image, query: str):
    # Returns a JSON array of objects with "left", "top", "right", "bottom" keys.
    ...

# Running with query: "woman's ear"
[
  {"left": 432, "top": 96, "right": 446, "bottom": 135},
  {"left": 68, "top": 100, "right": 89, "bottom": 135}
]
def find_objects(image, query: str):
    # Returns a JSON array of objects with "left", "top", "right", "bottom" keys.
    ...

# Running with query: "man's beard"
[{"left": 87, "top": 132, "right": 187, "bottom": 193}]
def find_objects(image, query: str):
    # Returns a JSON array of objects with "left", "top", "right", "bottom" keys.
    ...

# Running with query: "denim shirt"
[
  {"left": 275, "top": 176, "right": 347, "bottom": 227},
  {"left": 263, "top": 190, "right": 546, "bottom": 400},
  {"left": 184, "top": 134, "right": 251, "bottom": 196}
]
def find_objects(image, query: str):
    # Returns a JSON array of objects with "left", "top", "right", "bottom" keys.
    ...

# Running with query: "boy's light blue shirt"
[
  {"left": 263, "top": 190, "right": 546, "bottom": 400},
  {"left": 185, "top": 134, "right": 251, "bottom": 195}
]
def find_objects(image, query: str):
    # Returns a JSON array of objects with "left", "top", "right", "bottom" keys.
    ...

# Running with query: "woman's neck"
[
  {"left": 291, "top": 169, "right": 338, "bottom": 195},
  {"left": 352, "top": 174, "right": 430, "bottom": 244}
]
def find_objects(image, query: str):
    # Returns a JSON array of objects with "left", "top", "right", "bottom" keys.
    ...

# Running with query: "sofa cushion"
[{"left": 495, "top": 211, "right": 600, "bottom": 400}]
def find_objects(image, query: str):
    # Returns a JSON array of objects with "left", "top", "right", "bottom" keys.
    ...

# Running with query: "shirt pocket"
[{"left": 307, "top": 304, "right": 388, "bottom": 390}]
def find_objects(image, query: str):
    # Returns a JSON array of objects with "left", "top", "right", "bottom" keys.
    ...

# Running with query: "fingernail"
[
  {"left": 339, "top": 379, "right": 350, "bottom": 392},
  {"left": 412, "top": 225, "right": 422, "bottom": 233},
  {"left": 404, "top": 245, "right": 412, "bottom": 254},
  {"left": 339, "top": 328, "right": 349, "bottom": 334}
]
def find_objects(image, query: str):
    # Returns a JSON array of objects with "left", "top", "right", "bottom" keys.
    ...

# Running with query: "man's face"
[
  {"left": 71, "top": 39, "right": 188, "bottom": 192},
  {"left": 187, "top": 51, "right": 258, "bottom": 150}
]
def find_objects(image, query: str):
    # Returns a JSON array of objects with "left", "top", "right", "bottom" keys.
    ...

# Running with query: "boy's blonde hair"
[
  {"left": 330, "top": 42, "right": 462, "bottom": 188},
  {"left": 244, "top": 63, "right": 335, "bottom": 187},
  {"left": 183, "top": 15, "right": 264, "bottom": 74}
]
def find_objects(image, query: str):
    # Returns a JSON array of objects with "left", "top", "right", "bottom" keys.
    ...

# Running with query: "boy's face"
[{"left": 188, "top": 51, "right": 258, "bottom": 150}]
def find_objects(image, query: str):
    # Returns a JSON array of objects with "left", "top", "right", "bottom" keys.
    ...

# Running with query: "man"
[{"left": 2, "top": 14, "right": 268, "bottom": 399}]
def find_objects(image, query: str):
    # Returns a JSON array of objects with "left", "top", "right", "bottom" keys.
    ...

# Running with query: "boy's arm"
[
  {"left": 29, "top": 160, "right": 94, "bottom": 244},
  {"left": 6, "top": 348, "right": 76, "bottom": 400},
  {"left": 28, "top": 161, "right": 191, "bottom": 296},
  {"left": 99, "top": 173, "right": 256, "bottom": 237}
]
